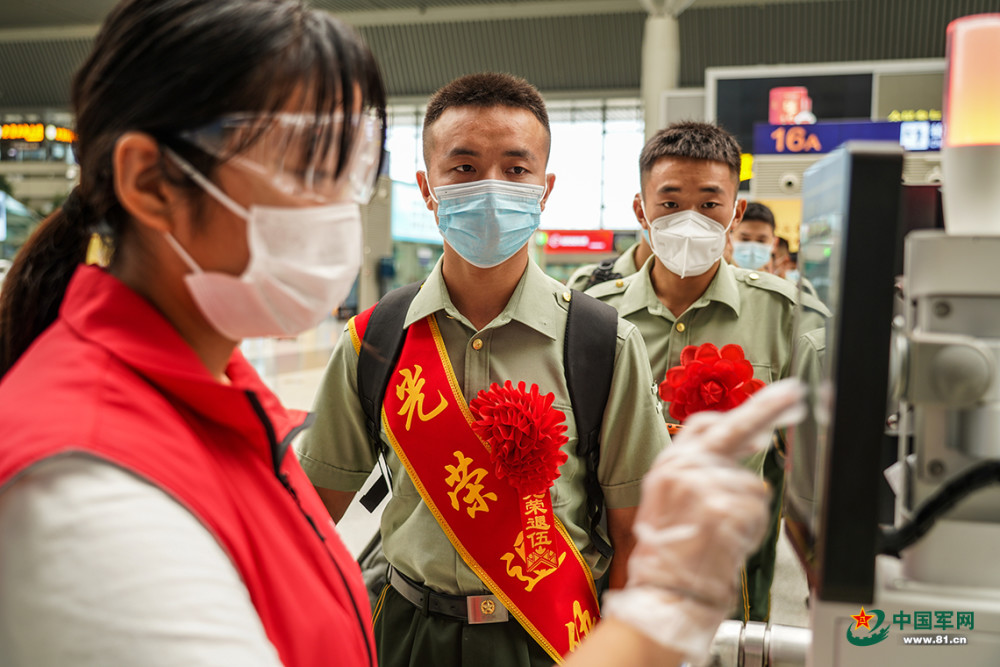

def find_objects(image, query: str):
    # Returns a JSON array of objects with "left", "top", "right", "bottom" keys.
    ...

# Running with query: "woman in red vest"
[
  {"left": 0, "top": 0, "right": 803, "bottom": 665},
  {"left": 0, "top": 1, "right": 385, "bottom": 665}
]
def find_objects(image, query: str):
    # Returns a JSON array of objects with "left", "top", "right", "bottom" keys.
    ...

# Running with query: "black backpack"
[
  {"left": 353, "top": 281, "right": 618, "bottom": 604},
  {"left": 583, "top": 258, "right": 623, "bottom": 290}
]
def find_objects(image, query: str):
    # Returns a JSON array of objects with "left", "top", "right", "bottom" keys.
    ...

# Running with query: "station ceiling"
[{"left": 0, "top": 0, "right": 996, "bottom": 111}]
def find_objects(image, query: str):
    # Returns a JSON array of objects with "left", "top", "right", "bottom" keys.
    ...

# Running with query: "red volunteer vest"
[{"left": 0, "top": 266, "right": 376, "bottom": 667}]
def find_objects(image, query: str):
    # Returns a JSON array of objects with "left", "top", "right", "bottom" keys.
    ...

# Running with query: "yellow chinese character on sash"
[
  {"left": 525, "top": 514, "right": 551, "bottom": 531},
  {"left": 527, "top": 530, "right": 552, "bottom": 549},
  {"left": 445, "top": 451, "right": 497, "bottom": 517},
  {"left": 566, "top": 600, "right": 596, "bottom": 652},
  {"left": 524, "top": 494, "right": 547, "bottom": 516},
  {"left": 395, "top": 365, "right": 448, "bottom": 430},
  {"left": 502, "top": 530, "right": 566, "bottom": 591}
]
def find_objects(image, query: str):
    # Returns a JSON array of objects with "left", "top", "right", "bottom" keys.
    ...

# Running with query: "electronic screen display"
[
  {"left": 715, "top": 74, "right": 874, "bottom": 154},
  {"left": 788, "top": 142, "right": 903, "bottom": 603}
]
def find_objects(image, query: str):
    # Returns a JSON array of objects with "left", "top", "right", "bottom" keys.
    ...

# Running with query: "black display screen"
[
  {"left": 789, "top": 142, "right": 903, "bottom": 604},
  {"left": 715, "top": 74, "right": 874, "bottom": 153}
]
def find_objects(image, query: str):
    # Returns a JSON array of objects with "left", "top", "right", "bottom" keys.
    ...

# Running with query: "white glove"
[{"left": 602, "top": 379, "right": 806, "bottom": 663}]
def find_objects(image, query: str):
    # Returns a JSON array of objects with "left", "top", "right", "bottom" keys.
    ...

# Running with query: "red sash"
[{"left": 355, "top": 313, "right": 600, "bottom": 662}]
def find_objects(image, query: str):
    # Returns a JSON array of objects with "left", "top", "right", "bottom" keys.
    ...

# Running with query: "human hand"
[{"left": 601, "top": 379, "right": 806, "bottom": 663}]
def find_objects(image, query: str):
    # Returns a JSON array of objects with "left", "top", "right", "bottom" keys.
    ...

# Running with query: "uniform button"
[
  {"left": 749, "top": 272, "right": 760, "bottom": 280},
  {"left": 676, "top": 322, "right": 686, "bottom": 332},
  {"left": 562, "top": 291, "right": 572, "bottom": 302},
  {"left": 615, "top": 280, "right": 624, "bottom": 288},
  {"left": 472, "top": 339, "right": 484, "bottom": 351}
]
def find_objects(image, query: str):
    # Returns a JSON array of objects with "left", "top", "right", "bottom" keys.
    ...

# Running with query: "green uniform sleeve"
[
  {"left": 597, "top": 322, "right": 671, "bottom": 509},
  {"left": 785, "top": 326, "right": 826, "bottom": 525},
  {"left": 294, "top": 324, "right": 377, "bottom": 492}
]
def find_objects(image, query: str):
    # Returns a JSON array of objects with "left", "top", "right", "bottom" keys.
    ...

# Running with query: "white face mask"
[
  {"left": 642, "top": 203, "right": 737, "bottom": 278},
  {"left": 163, "top": 149, "right": 362, "bottom": 341}
]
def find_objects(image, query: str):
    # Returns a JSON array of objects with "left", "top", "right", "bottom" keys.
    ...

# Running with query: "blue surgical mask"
[
  {"left": 731, "top": 241, "right": 772, "bottom": 270},
  {"left": 431, "top": 179, "right": 546, "bottom": 268},
  {"left": 786, "top": 269, "right": 801, "bottom": 284}
]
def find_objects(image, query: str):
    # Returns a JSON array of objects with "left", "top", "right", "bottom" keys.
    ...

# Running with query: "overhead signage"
[
  {"left": 754, "top": 120, "right": 943, "bottom": 155},
  {"left": 1, "top": 123, "right": 77, "bottom": 144},
  {"left": 541, "top": 230, "right": 614, "bottom": 254}
]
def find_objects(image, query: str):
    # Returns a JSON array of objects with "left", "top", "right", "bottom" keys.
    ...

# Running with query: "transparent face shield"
[{"left": 177, "top": 109, "right": 383, "bottom": 204}]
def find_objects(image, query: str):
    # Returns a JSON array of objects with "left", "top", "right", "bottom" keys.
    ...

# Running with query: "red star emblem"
[{"left": 852, "top": 606, "right": 874, "bottom": 630}]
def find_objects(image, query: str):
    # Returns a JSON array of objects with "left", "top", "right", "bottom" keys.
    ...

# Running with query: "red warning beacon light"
[{"left": 941, "top": 14, "right": 1000, "bottom": 234}]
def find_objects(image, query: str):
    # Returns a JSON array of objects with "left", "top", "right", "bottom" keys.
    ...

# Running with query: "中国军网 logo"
[
  {"left": 845, "top": 607, "right": 975, "bottom": 647},
  {"left": 846, "top": 607, "right": 890, "bottom": 646}
]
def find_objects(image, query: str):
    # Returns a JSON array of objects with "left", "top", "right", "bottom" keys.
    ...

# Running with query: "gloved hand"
[{"left": 601, "top": 379, "right": 806, "bottom": 663}]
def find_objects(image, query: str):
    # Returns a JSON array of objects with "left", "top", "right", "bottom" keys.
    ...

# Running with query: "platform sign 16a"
[{"left": 753, "top": 121, "right": 943, "bottom": 155}]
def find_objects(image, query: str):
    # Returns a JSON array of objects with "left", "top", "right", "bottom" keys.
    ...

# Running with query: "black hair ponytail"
[{"left": 0, "top": 189, "right": 94, "bottom": 376}]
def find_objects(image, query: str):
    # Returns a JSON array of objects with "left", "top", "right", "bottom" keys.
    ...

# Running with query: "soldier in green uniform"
[
  {"left": 297, "top": 73, "right": 669, "bottom": 667},
  {"left": 729, "top": 201, "right": 779, "bottom": 272},
  {"left": 587, "top": 121, "right": 829, "bottom": 623}
]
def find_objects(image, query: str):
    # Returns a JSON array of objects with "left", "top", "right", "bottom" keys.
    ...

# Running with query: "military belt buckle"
[{"left": 467, "top": 594, "right": 508, "bottom": 624}]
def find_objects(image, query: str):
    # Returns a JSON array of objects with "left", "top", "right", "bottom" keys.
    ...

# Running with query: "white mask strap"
[
  {"left": 419, "top": 171, "right": 440, "bottom": 205},
  {"left": 725, "top": 200, "right": 740, "bottom": 233},
  {"left": 163, "top": 147, "right": 250, "bottom": 220},
  {"left": 162, "top": 231, "right": 204, "bottom": 275}
]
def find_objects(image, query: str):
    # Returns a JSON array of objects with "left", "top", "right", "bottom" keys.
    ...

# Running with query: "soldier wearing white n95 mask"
[{"left": 587, "top": 121, "right": 829, "bottom": 624}]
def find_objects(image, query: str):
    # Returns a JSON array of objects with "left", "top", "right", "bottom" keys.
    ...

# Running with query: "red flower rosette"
[
  {"left": 658, "top": 342, "right": 765, "bottom": 423},
  {"left": 470, "top": 381, "right": 570, "bottom": 575},
  {"left": 470, "top": 380, "right": 569, "bottom": 496}
]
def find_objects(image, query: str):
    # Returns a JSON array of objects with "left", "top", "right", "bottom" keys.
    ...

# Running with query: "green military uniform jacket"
[
  {"left": 297, "top": 258, "right": 669, "bottom": 596},
  {"left": 565, "top": 242, "right": 641, "bottom": 291},
  {"left": 588, "top": 257, "right": 829, "bottom": 621}
]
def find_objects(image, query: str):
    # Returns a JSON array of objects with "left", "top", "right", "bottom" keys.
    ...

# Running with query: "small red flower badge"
[
  {"left": 659, "top": 342, "right": 765, "bottom": 422},
  {"left": 469, "top": 380, "right": 569, "bottom": 496}
]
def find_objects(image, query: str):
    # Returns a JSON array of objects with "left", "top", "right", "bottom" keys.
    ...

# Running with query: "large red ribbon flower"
[
  {"left": 658, "top": 342, "right": 765, "bottom": 422},
  {"left": 470, "top": 380, "right": 568, "bottom": 496}
]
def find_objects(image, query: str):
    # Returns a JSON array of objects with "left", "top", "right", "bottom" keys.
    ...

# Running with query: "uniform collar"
[
  {"left": 404, "top": 257, "right": 560, "bottom": 340},
  {"left": 616, "top": 257, "right": 743, "bottom": 320},
  {"left": 694, "top": 259, "right": 742, "bottom": 317},
  {"left": 612, "top": 242, "right": 639, "bottom": 276}
]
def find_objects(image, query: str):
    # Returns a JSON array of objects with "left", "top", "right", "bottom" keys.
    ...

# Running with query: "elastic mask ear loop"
[
  {"left": 724, "top": 200, "right": 739, "bottom": 234},
  {"left": 418, "top": 171, "right": 440, "bottom": 205},
  {"left": 640, "top": 200, "right": 653, "bottom": 243},
  {"left": 162, "top": 230, "right": 204, "bottom": 275},
  {"left": 162, "top": 147, "right": 250, "bottom": 221}
]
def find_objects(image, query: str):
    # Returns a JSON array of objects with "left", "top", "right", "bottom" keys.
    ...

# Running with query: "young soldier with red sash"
[{"left": 297, "top": 73, "right": 670, "bottom": 667}]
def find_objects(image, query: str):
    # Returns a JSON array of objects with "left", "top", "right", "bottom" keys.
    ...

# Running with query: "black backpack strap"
[
  {"left": 356, "top": 281, "right": 422, "bottom": 512},
  {"left": 565, "top": 289, "right": 618, "bottom": 558},
  {"left": 584, "top": 258, "right": 623, "bottom": 291}
]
